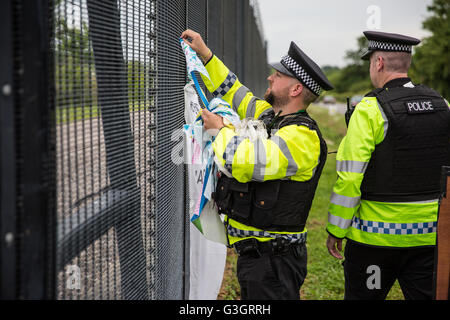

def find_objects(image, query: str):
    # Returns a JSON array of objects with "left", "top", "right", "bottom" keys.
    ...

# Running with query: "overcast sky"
[{"left": 257, "top": 0, "right": 433, "bottom": 67}]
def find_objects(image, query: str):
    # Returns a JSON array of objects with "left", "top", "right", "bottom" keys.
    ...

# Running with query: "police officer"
[
  {"left": 326, "top": 31, "right": 450, "bottom": 300},
  {"left": 181, "top": 29, "right": 333, "bottom": 299}
]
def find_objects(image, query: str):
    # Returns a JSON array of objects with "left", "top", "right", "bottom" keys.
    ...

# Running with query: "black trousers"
[
  {"left": 343, "top": 240, "right": 435, "bottom": 300},
  {"left": 236, "top": 242, "right": 307, "bottom": 300}
]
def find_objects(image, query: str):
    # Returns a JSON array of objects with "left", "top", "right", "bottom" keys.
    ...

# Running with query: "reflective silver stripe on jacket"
[
  {"left": 270, "top": 135, "right": 298, "bottom": 177},
  {"left": 351, "top": 217, "right": 437, "bottom": 235},
  {"left": 330, "top": 192, "right": 360, "bottom": 208},
  {"left": 336, "top": 160, "right": 368, "bottom": 173},
  {"left": 252, "top": 138, "right": 266, "bottom": 181},
  {"left": 328, "top": 212, "right": 353, "bottom": 230},
  {"left": 245, "top": 96, "right": 259, "bottom": 118},
  {"left": 376, "top": 101, "right": 389, "bottom": 139},
  {"left": 251, "top": 135, "right": 300, "bottom": 181},
  {"left": 227, "top": 225, "right": 307, "bottom": 244},
  {"left": 232, "top": 85, "right": 250, "bottom": 112}
]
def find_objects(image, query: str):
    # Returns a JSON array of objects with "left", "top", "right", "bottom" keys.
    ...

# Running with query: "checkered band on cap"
[
  {"left": 368, "top": 40, "right": 412, "bottom": 53},
  {"left": 281, "top": 55, "right": 322, "bottom": 96}
]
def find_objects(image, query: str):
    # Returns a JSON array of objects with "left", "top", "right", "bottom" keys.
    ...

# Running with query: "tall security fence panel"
[
  {"left": 0, "top": 0, "right": 55, "bottom": 299},
  {"left": 0, "top": 0, "right": 268, "bottom": 300}
]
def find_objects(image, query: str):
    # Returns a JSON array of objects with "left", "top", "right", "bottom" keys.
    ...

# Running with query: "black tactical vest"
[
  {"left": 361, "top": 84, "right": 450, "bottom": 202},
  {"left": 212, "top": 110, "right": 327, "bottom": 232}
]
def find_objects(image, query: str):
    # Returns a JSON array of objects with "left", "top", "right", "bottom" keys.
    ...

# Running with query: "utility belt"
[{"left": 233, "top": 237, "right": 305, "bottom": 258}]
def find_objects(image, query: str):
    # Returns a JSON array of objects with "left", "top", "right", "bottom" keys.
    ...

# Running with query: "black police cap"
[
  {"left": 361, "top": 31, "right": 421, "bottom": 60},
  {"left": 270, "top": 42, "right": 333, "bottom": 96}
]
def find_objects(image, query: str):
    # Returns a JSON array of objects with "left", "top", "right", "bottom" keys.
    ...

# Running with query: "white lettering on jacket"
[{"left": 406, "top": 100, "right": 434, "bottom": 113}]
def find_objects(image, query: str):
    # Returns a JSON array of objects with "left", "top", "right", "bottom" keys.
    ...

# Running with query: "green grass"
[
  {"left": 55, "top": 100, "right": 150, "bottom": 123},
  {"left": 302, "top": 104, "right": 346, "bottom": 300},
  {"left": 56, "top": 104, "right": 100, "bottom": 123},
  {"left": 218, "top": 104, "right": 405, "bottom": 300},
  {"left": 218, "top": 250, "right": 241, "bottom": 300}
]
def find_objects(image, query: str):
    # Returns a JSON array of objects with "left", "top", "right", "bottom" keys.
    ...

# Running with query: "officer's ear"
[
  {"left": 290, "top": 81, "right": 303, "bottom": 98},
  {"left": 374, "top": 54, "right": 385, "bottom": 72}
]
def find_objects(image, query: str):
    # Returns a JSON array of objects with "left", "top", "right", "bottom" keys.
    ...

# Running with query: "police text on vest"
[{"left": 405, "top": 100, "right": 434, "bottom": 114}]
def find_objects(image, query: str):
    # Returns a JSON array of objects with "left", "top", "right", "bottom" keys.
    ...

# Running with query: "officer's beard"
[{"left": 264, "top": 89, "right": 289, "bottom": 110}]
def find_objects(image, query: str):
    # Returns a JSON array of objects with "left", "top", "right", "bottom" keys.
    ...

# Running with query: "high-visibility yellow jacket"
[
  {"left": 327, "top": 81, "right": 450, "bottom": 248},
  {"left": 201, "top": 55, "right": 322, "bottom": 245}
]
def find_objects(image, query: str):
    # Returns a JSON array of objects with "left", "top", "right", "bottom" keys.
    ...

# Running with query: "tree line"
[
  {"left": 55, "top": 0, "right": 449, "bottom": 109},
  {"left": 55, "top": 17, "right": 148, "bottom": 109},
  {"left": 323, "top": 0, "right": 449, "bottom": 102}
]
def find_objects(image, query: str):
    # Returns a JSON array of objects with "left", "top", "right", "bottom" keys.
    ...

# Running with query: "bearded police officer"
[
  {"left": 326, "top": 31, "right": 450, "bottom": 300},
  {"left": 181, "top": 29, "right": 333, "bottom": 299}
]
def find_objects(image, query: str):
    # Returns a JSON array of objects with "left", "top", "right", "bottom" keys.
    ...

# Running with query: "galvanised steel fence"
[{"left": 0, "top": 0, "right": 268, "bottom": 300}]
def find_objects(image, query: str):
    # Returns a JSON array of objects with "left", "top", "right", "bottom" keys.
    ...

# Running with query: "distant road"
[{"left": 315, "top": 102, "right": 347, "bottom": 115}]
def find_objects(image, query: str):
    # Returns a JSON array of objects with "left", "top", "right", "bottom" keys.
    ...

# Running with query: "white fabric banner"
[
  {"left": 184, "top": 82, "right": 227, "bottom": 300},
  {"left": 189, "top": 224, "right": 226, "bottom": 300}
]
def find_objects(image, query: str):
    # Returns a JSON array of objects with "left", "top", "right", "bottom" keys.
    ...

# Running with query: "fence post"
[
  {"left": 0, "top": 0, "right": 56, "bottom": 299},
  {"left": 434, "top": 166, "right": 450, "bottom": 300},
  {"left": 0, "top": 0, "right": 18, "bottom": 299}
]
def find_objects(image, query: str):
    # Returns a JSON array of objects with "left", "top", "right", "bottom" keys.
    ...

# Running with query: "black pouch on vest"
[
  {"left": 214, "top": 177, "right": 232, "bottom": 214},
  {"left": 251, "top": 180, "right": 280, "bottom": 228},
  {"left": 229, "top": 180, "right": 252, "bottom": 222}
]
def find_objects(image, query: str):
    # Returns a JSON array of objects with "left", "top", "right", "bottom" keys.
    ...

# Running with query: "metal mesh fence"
[
  {"left": 54, "top": 0, "right": 151, "bottom": 300},
  {"left": 0, "top": 0, "right": 268, "bottom": 300}
]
